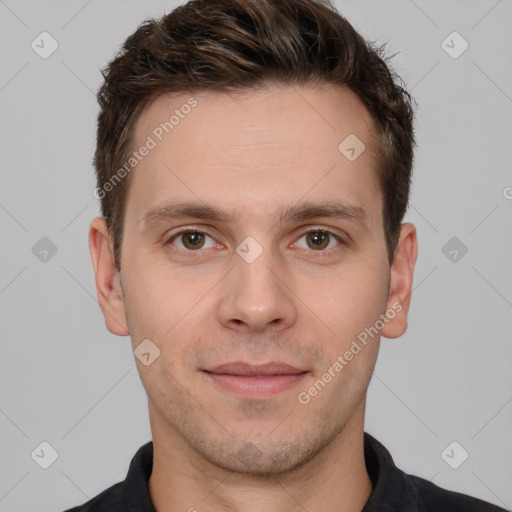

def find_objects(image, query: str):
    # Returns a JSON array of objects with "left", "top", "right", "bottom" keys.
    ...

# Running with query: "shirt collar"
[
  {"left": 362, "top": 432, "right": 424, "bottom": 511},
  {"left": 122, "top": 440, "right": 156, "bottom": 512}
]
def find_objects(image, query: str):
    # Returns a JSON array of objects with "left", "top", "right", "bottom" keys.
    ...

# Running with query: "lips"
[
  {"left": 202, "top": 362, "right": 308, "bottom": 399},
  {"left": 204, "top": 362, "right": 307, "bottom": 376}
]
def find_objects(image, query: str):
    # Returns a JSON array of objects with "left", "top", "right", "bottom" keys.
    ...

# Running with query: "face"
[{"left": 90, "top": 84, "right": 416, "bottom": 476}]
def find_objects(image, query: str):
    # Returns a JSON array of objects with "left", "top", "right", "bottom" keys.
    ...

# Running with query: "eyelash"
[{"left": 164, "top": 227, "right": 345, "bottom": 255}]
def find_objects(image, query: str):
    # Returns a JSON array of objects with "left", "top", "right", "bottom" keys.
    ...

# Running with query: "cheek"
[
  {"left": 121, "top": 263, "right": 180, "bottom": 341},
  {"left": 122, "top": 262, "right": 216, "bottom": 357},
  {"left": 296, "top": 262, "right": 388, "bottom": 341}
]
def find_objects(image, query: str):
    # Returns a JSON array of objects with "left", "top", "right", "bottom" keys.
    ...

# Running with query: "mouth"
[{"left": 202, "top": 362, "right": 309, "bottom": 399}]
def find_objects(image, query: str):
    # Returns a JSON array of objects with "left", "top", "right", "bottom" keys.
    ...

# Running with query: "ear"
[
  {"left": 381, "top": 222, "right": 418, "bottom": 339},
  {"left": 88, "top": 217, "right": 129, "bottom": 336}
]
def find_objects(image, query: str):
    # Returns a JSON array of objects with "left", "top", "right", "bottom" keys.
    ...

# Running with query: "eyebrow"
[{"left": 141, "top": 200, "right": 369, "bottom": 231}]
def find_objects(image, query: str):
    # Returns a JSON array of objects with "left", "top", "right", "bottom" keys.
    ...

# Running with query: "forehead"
[{"left": 127, "top": 84, "right": 382, "bottom": 228}]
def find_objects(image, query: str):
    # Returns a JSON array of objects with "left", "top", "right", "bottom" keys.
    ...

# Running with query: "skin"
[{"left": 89, "top": 84, "right": 417, "bottom": 512}]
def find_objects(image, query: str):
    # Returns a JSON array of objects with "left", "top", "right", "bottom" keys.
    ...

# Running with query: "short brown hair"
[{"left": 94, "top": 0, "right": 416, "bottom": 270}]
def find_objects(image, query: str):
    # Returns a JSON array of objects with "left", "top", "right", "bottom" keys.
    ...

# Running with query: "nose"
[{"left": 217, "top": 248, "right": 298, "bottom": 334}]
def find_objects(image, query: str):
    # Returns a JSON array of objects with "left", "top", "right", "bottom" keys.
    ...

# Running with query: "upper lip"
[{"left": 204, "top": 362, "right": 307, "bottom": 376}]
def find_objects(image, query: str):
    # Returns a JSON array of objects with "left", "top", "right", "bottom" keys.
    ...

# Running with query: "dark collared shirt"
[{"left": 63, "top": 432, "right": 506, "bottom": 511}]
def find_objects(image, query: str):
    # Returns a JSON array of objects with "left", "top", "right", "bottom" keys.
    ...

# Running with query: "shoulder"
[
  {"left": 363, "top": 432, "right": 506, "bottom": 512},
  {"left": 409, "top": 474, "right": 507, "bottom": 512},
  {"left": 61, "top": 440, "right": 154, "bottom": 512},
  {"left": 61, "top": 481, "right": 124, "bottom": 512}
]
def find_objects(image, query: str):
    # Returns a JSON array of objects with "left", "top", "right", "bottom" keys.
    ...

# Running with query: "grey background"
[{"left": 0, "top": 0, "right": 511, "bottom": 510}]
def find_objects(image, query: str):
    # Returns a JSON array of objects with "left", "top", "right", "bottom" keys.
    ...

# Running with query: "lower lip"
[{"left": 203, "top": 372, "right": 308, "bottom": 399}]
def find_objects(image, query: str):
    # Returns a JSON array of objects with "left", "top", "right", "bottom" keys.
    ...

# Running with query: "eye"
[
  {"left": 165, "top": 228, "right": 342, "bottom": 253},
  {"left": 167, "top": 230, "right": 218, "bottom": 251},
  {"left": 294, "top": 230, "right": 341, "bottom": 251}
]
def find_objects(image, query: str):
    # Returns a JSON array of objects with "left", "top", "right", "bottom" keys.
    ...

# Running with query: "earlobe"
[
  {"left": 88, "top": 217, "right": 130, "bottom": 336},
  {"left": 381, "top": 222, "right": 418, "bottom": 339}
]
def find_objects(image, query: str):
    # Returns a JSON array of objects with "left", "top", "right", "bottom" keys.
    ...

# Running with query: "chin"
[{"left": 193, "top": 426, "right": 341, "bottom": 477}]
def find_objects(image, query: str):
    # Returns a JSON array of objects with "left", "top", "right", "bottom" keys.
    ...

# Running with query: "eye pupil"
[
  {"left": 183, "top": 232, "right": 205, "bottom": 249},
  {"left": 307, "top": 231, "right": 329, "bottom": 250}
]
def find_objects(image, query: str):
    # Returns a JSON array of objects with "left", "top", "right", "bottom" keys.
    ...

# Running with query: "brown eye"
[
  {"left": 294, "top": 230, "right": 341, "bottom": 252},
  {"left": 167, "top": 230, "right": 218, "bottom": 251},
  {"left": 305, "top": 231, "right": 330, "bottom": 250},
  {"left": 181, "top": 231, "right": 206, "bottom": 250},
  {"left": 166, "top": 229, "right": 219, "bottom": 252}
]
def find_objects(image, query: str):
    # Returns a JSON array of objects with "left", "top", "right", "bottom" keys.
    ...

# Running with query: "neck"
[{"left": 148, "top": 401, "right": 373, "bottom": 512}]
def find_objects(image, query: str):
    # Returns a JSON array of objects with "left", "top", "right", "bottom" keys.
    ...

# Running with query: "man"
[{"left": 66, "top": 0, "right": 505, "bottom": 510}]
